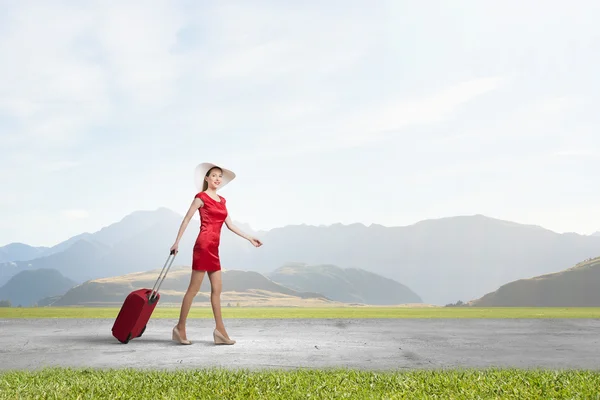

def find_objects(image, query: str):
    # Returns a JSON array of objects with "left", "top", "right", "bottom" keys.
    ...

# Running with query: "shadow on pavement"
[{"left": 54, "top": 335, "right": 217, "bottom": 347}]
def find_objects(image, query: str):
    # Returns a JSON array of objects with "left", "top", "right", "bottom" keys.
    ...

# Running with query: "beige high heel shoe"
[
  {"left": 172, "top": 326, "right": 192, "bottom": 345},
  {"left": 213, "top": 328, "right": 236, "bottom": 345}
]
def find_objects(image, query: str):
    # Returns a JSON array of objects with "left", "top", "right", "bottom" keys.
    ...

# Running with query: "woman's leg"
[
  {"left": 176, "top": 269, "right": 205, "bottom": 339},
  {"left": 207, "top": 270, "right": 230, "bottom": 338}
]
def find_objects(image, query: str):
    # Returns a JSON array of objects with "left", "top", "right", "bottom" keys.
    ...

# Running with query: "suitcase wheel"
[
  {"left": 137, "top": 325, "right": 146, "bottom": 338},
  {"left": 121, "top": 333, "right": 132, "bottom": 344}
]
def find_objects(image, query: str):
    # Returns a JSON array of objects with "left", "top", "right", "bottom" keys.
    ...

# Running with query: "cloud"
[
  {"left": 0, "top": 4, "right": 110, "bottom": 146},
  {"left": 0, "top": 0, "right": 192, "bottom": 187},
  {"left": 92, "top": 1, "right": 187, "bottom": 110},
  {"left": 553, "top": 149, "right": 599, "bottom": 158},
  {"left": 0, "top": 1, "right": 380, "bottom": 160},
  {"left": 531, "top": 96, "right": 578, "bottom": 114},
  {"left": 342, "top": 76, "right": 505, "bottom": 137},
  {"left": 239, "top": 76, "right": 505, "bottom": 159},
  {"left": 61, "top": 209, "right": 89, "bottom": 220},
  {"left": 0, "top": 0, "right": 187, "bottom": 128},
  {"left": 426, "top": 94, "right": 584, "bottom": 155},
  {"left": 202, "top": 3, "right": 378, "bottom": 82}
]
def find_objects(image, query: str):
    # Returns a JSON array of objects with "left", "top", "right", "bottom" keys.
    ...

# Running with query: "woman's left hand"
[{"left": 249, "top": 237, "right": 263, "bottom": 247}]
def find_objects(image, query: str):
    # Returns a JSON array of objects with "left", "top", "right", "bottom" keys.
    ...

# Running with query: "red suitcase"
[{"left": 112, "top": 251, "right": 176, "bottom": 344}]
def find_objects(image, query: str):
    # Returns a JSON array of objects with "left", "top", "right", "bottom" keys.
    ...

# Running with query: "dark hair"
[{"left": 203, "top": 166, "right": 223, "bottom": 191}]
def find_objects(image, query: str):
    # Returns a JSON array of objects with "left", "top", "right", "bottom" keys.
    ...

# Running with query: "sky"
[{"left": 1, "top": 0, "right": 600, "bottom": 247}]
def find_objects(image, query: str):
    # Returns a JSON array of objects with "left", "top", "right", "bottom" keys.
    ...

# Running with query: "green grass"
[
  {"left": 1, "top": 306, "right": 600, "bottom": 319},
  {"left": 1, "top": 367, "right": 599, "bottom": 399}
]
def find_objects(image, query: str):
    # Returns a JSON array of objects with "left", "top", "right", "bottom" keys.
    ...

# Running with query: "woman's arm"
[
  {"left": 170, "top": 198, "right": 203, "bottom": 254},
  {"left": 225, "top": 215, "right": 263, "bottom": 247}
]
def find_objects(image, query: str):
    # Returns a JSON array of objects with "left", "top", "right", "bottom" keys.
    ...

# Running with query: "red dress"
[{"left": 192, "top": 191, "right": 228, "bottom": 272}]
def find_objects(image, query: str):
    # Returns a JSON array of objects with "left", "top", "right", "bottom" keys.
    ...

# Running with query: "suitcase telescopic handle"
[{"left": 148, "top": 250, "right": 176, "bottom": 302}]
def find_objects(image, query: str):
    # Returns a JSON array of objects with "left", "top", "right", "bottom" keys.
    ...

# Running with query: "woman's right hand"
[{"left": 170, "top": 243, "right": 179, "bottom": 255}]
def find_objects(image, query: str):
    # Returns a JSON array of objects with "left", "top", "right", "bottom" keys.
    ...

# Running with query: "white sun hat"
[{"left": 194, "top": 162, "right": 236, "bottom": 192}]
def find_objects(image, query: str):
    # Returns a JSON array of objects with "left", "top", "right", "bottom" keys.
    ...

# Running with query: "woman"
[{"left": 169, "top": 162, "right": 262, "bottom": 345}]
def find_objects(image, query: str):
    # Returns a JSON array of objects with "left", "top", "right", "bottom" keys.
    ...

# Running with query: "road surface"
[{"left": 1, "top": 318, "right": 599, "bottom": 371}]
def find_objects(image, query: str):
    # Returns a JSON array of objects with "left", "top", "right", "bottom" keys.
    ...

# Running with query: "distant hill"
[
  {"left": 0, "top": 268, "right": 76, "bottom": 307},
  {"left": 0, "top": 234, "right": 98, "bottom": 263},
  {"left": 90, "top": 208, "right": 184, "bottom": 247},
  {"left": 468, "top": 257, "right": 600, "bottom": 306},
  {"left": 0, "top": 239, "right": 111, "bottom": 286},
  {"left": 4, "top": 208, "right": 600, "bottom": 305},
  {"left": 268, "top": 263, "right": 422, "bottom": 305},
  {"left": 41, "top": 233, "right": 95, "bottom": 256},
  {"left": 0, "top": 208, "right": 186, "bottom": 286},
  {"left": 42, "top": 267, "right": 331, "bottom": 307},
  {"left": 0, "top": 243, "right": 49, "bottom": 263}
]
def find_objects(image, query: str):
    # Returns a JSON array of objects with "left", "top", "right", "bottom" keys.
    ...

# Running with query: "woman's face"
[{"left": 205, "top": 168, "right": 223, "bottom": 189}]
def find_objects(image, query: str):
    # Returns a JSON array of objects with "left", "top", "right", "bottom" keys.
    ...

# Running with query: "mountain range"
[
  {"left": 2, "top": 207, "right": 600, "bottom": 305},
  {"left": 38, "top": 267, "right": 330, "bottom": 307},
  {"left": 0, "top": 262, "right": 421, "bottom": 307},
  {"left": 469, "top": 256, "right": 600, "bottom": 306},
  {"left": 268, "top": 263, "right": 421, "bottom": 305},
  {"left": 0, "top": 268, "right": 76, "bottom": 307}
]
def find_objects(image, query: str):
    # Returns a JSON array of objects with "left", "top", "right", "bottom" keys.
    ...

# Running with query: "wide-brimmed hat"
[{"left": 194, "top": 162, "right": 236, "bottom": 191}]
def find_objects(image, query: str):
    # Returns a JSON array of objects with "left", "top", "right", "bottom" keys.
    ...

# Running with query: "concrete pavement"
[{"left": 1, "top": 318, "right": 600, "bottom": 371}]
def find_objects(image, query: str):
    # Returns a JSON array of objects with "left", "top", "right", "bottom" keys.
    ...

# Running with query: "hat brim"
[{"left": 194, "top": 163, "right": 236, "bottom": 191}]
